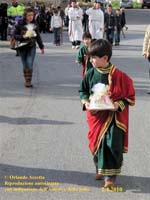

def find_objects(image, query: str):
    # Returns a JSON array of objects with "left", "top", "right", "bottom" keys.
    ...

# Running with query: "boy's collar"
[{"left": 96, "top": 63, "right": 112, "bottom": 74}]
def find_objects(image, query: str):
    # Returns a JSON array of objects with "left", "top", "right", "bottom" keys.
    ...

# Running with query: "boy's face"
[
  {"left": 90, "top": 55, "right": 109, "bottom": 68},
  {"left": 83, "top": 38, "right": 91, "bottom": 46}
]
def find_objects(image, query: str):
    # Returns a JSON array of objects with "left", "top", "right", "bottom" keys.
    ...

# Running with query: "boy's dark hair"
[
  {"left": 88, "top": 39, "right": 112, "bottom": 61},
  {"left": 23, "top": 7, "right": 35, "bottom": 19},
  {"left": 82, "top": 32, "right": 92, "bottom": 40}
]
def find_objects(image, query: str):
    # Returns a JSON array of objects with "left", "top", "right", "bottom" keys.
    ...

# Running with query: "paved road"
[{"left": 0, "top": 9, "right": 150, "bottom": 200}]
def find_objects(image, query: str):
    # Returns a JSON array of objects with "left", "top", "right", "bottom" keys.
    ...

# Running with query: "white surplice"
[
  {"left": 86, "top": 8, "right": 104, "bottom": 39},
  {"left": 68, "top": 7, "right": 83, "bottom": 42}
]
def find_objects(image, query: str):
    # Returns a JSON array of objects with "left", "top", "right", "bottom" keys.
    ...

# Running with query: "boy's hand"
[
  {"left": 85, "top": 102, "right": 90, "bottom": 109},
  {"left": 113, "top": 102, "right": 119, "bottom": 111}
]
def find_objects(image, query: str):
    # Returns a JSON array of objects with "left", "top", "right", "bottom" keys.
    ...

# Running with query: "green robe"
[
  {"left": 76, "top": 44, "right": 93, "bottom": 74},
  {"left": 79, "top": 65, "right": 128, "bottom": 175}
]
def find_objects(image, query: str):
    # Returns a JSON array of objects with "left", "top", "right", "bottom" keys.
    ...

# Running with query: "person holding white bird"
[{"left": 14, "top": 7, "right": 44, "bottom": 88}]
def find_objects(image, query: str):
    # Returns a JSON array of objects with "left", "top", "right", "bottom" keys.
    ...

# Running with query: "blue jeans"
[
  {"left": 19, "top": 45, "right": 36, "bottom": 70},
  {"left": 53, "top": 27, "right": 61, "bottom": 44},
  {"left": 115, "top": 29, "right": 121, "bottom": 44},
  {"left": 106, "top": 28, "right": 114, "bottom": 44}
]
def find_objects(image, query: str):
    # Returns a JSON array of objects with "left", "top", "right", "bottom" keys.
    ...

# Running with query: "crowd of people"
[
  {"left": 0, "top": 0, "right": 128, "bottom": 45},
  {"left": 0, "top": 0, "right": 129, "bottom": 83},
  {"left": 0, "top": 0, "right": 65, "bottom": 41},
  {"left": 66, "top": 0, "right": 128, "bottom": 48}
]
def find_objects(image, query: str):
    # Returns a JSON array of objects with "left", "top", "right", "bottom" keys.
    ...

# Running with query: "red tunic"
[{"left": 86, "top": 65, "right": 135, "bottom": 155}]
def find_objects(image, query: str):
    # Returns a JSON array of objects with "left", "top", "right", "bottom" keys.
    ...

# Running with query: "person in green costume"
[
  {"left": 79, "top": 39, "right": 135, "bottom": 188},
  {"left": 76, "top": 32, "right": 93, "bottom": 77}
]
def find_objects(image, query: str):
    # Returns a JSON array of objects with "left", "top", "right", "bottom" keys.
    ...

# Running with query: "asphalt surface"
[{"left": 0, "top": 9, "right": 150, "bottom": 200}]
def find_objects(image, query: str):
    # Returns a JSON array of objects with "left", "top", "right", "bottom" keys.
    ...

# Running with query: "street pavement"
[{"left": 0, "top": 9, "right": 150, "bottom": 200}]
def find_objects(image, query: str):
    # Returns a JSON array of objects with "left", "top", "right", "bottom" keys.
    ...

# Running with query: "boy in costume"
[
  {"left": 76, "top": 32, "right": 93, "bottom": 77},
  {"left": 79, "top": 39, "right": 135, "bottom": 188}
]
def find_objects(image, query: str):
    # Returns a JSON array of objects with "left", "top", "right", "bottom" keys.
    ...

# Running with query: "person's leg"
[
  {"left": 19, "top": 50, "right": 27, "bottom": 70},
  {"left": 4, "top": 27, "right": 7, "bottom": 41},
  {"left": 106, "top": 29, "right": 109, "bottom": 42},
  {"left": 19, "top": 49, "right": 29, "bottom": 87},
  {"left": 26, "top": 45, "right": 36, "bottom": 68},
  {"left": 25, "top": 46, "right": 36, "bottom": 87},
  {"left": 0, "top": 28, "right": 2, "bottom": 40},
  {"left": 93, "top": 155, "right": 103, "bottom": 180},
  {"left": 72, "top": 41, "right": 76, "bottom": 49},
  {"left": 56, "top": 28, "right": 61, "bottom": 45},
  {"left": 75, "top": 40, "right": 81, "bottom": 49},
  {"left": 86, "top": 19, "right": 89, "bottom": 32},
  {"left": 107, "top": 29, "right": 112, "bottom": 44},
  {"left": 118, "top": 30, "right": 121, "bottom": 45},
  {"left": 1, "top": 28, "right": 4, "bottom": 40},
  {"left": 96, "top": 118, "right": 124, "bottom": 188},
  {"left": 115, "top": 28, "right": 120, "bottom": 45},
  {"left": 53, "top": 28, "right": 57, "bottom": 44},
  {"left": 1, "top": 27, "right": 7, "bottom": 41},
  {"left": 114, "top": 30, "right": 118, "bottom": 45},
  {"left": 10, "top": 36, "right": 15, "bottom": 49},
  {"left": 104, "top": 175, "right": 116, "bottom": 188},
  {"left": 109, "top": 29, "right": 114, "bottom": 45},
  {"left": 56, "top": 28, "right": 58, "bottom": 45}
]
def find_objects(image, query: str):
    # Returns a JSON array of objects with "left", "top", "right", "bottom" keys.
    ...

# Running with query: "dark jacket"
[
  {"left": 0, "top": 3, "right": 8, "bottom": 29},
  {"left": 115, "top": 15, "right": 121, "bottom": 30},
  {"left": 14, "top": 19, "right": 44, "bottom": 49},
  {"left": 104, "top": 12, "right": 116, "bottom": 30},
  {"left": 121, "top": 11, "right": 126, "bottom": 28}
]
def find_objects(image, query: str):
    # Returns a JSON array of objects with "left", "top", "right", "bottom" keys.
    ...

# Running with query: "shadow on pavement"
[
  {"left": 0, "top": 115, "right": 74, "bottom": 125},
  {"left": 0, "top": 163, "right": 149, "bottom": 193}
]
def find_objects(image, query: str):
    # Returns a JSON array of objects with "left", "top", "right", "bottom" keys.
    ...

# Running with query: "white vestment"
[
  {"left": 68, "top": 7, "right": 83, "bottom": 42},
  {"left": 86, "top": 8, "right": 104, "bottom": 39}
]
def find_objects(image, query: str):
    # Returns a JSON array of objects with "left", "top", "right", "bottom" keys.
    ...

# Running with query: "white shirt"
[{"left": 51, "top": 15, "right": 62, "bottom": 28}]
